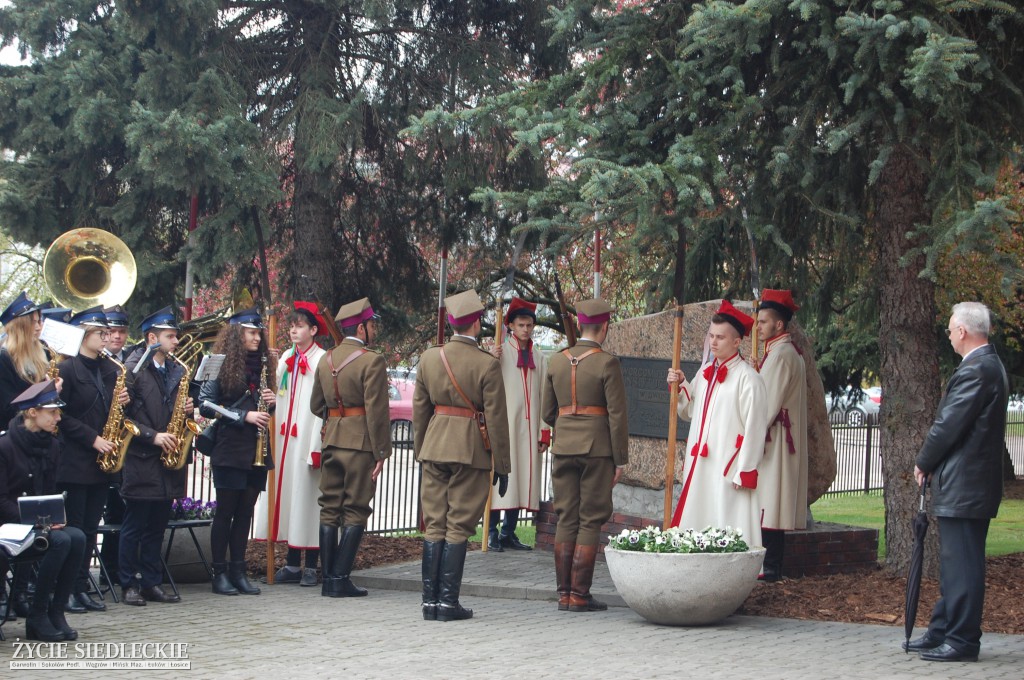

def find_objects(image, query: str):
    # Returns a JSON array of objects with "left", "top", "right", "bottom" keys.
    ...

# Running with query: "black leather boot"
[
  {"left": 487, "top": 529, "right": 504, "bottom": 552},
  {"left": 48, "top": 603, "right": 79, "bottom": 641},
  {"left": 421, "top": 540, "right": 444, "bottom": 620},
  {"left": 228, "top": 561, "right": 261, "bottom": 595},
  {"left": 436, "top": 541, "right": 472, "bottom": 621},
  {"left": 26, "top": 597, "right": 64, "bottom": 642},
  {"left": 211, "top": 562, "right": 239, "bottom": 595},
  {"left": 319, "top": 525, "right": 339, "bottom": 597},
  {"left": 326, "top": 526, "right": 367, "bottom": 597}
]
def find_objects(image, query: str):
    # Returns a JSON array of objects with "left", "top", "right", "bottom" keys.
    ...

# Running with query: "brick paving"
[{"left": 2, "top": 549, "right": 1021, "bottom": 679}]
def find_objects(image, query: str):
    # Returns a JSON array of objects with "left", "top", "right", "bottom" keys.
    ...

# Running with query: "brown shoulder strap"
[
  {"left": 439, "top": 347, "right": 478, "bottom": 414},
  {"left": 326, "top": 348, "right": 367, "bottom": 409},
  {"left": 559, "top": 347, "right": 603, "bottom": 415}
]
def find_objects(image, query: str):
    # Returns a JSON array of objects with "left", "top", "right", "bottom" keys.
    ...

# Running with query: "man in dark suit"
[
  {"left": 542, "top": 298, "right": 629, "bottom": 613},
  {"left": 413, "top": 289, "right": 511, "bottom": 621},
  {"left": 907, "top": 302, "right": 1008, "bottom": 662},
  {"left": 309, "top": 297, "right": 391, "bottom": 598}
]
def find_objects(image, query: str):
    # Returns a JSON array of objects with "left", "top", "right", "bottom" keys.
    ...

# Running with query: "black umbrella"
[{"left": 904, "top": 478, "right": 929, "bottom": 651}]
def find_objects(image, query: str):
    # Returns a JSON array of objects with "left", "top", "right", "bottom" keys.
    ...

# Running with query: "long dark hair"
[{"left": 211, "top": 324, "right": 276, "bottom": 397}]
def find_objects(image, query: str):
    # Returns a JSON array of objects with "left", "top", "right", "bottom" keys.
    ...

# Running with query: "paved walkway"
[{"left": 2, "top": 549, "right": 1021, "bottom": 679}]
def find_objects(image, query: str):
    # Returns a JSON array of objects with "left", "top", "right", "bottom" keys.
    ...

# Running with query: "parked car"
[
  {"left": 389, "top": 378, "right": 415, "bottom": 447},
  {"left": 824, "top": 388, "right": 880, "bottom": 426}
]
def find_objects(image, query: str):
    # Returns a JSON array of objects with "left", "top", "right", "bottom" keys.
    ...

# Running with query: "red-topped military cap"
[
  {"left": 758, "top": 289, "right": 799, "bottom": 322},
  {"left": 505, "top": 297, "right": 537, "bottom": 323}
]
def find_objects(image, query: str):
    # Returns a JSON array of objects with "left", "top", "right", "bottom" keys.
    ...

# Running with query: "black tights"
[{"left": 211, "top": 487, "right": 261, "bottom": 563}]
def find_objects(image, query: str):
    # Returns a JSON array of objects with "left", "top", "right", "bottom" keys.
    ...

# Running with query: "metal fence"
[
  {"left": 174, "top": 416, "right": 1024, "bottom": 533},
  {"left": 824, "top": 415, "right": 1024, "bottom": 495}
]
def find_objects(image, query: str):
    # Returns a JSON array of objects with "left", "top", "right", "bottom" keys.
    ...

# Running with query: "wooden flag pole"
[
  {"left": 663, "top": 306, "right": 684, "bottom": 528},
  {"left": 265, "top": 313, "right": 278, "bottom": 583}
]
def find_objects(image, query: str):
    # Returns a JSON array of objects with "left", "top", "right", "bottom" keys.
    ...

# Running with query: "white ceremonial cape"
[
  {"left": 758, "top": 333, "right": 809, "bottom": 530},
  {"left": 672, "top": 353, "right": 768, "bottom": 548},
  {"left": 254, "top": 343, "right": 325, "bottom": 548},
  {"left": 491, "top": 335, "right": 549, "bottom": 512}
]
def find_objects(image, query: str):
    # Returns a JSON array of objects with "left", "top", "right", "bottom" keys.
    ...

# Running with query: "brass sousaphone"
[{"left": 43, "top": 228, "right": 137, "bottom": 309}]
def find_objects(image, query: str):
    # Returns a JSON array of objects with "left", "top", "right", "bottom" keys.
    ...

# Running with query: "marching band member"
[
  {"left": 119, "top": 307, "right": 191, "bottom": 606},
  {"left": 0, "top": 380, "right": 86, "bottom": 641},
  {"left": 199, "top": 308, "right": 276, "bottom": 596},
  {"left": 57, "top": 306, "right": 129, "bottom": 614},
  {"left": 254, "top": 302, "right": 327, "bottom": 586},
  {"left": 99, "top": 304, "right": 131, "bottom": 584},
  {"left": 0, "top": 292, "right": 52, "bottom": 426}
]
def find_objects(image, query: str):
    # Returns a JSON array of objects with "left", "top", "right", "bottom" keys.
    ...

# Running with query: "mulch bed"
[{"left": 246, "top": 480, "right": 1023, "bottom": 633}]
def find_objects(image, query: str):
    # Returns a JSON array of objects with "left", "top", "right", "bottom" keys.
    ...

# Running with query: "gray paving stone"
[{"left": 0, "top": 550, "right": 1020, "bottom": 679}]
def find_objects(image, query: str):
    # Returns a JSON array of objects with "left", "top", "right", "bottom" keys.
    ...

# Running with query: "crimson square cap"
[
  {"left": 715, "top": 300, "right": 755, "bottom": 338},
  {"left": 758, "top": 289, "right": 799, "bottom": 322},
  {"left": 506, "top": 297, "right": 537, "bottom": 323},
  {"left": 293, "top": 301, "right": 329, "bottom": 333},
  {"left": 335, "top": 298, "right": 378, "bottom": 327},
  {"left": 445, "top": 290, "right": 484, "bottom": 326},
  {"left": 575, "top": 298, "right": 613, "bottom": 325}
]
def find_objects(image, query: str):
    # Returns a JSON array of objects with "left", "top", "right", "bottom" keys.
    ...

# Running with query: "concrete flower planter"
[{"left": 605, "top": 546, "right": 766, "bottom": 625}]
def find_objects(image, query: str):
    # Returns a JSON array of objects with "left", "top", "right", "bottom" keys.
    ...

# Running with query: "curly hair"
[{"left": 211, "top": 324, "right": 276, "bottom": 398}]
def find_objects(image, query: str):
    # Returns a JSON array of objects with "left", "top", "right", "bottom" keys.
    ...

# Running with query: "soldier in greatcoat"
[
  {"left": 413, "top": 290, "right": 511, "bottom": 621},
  {"left": 542, "top": 298, "right": 629, "bottom": 613},
  {"left": 309, "top": 298, "right": 391, "bottom": 598}
]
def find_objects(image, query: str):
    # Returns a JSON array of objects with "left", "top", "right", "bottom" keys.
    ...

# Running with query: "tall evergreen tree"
[{"left": 420, "top": 0, "right": 1024, "bottom": 574}]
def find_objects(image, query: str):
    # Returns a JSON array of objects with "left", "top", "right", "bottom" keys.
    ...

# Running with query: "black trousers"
[
  {"left": 119, "top": 498, "right": 172, "bottom": 589},
  {"left": 20, "top": 527, "right": 86, "bottom": 610},
  {"left": 62, "top": 481, "right": 109, "bottom": 593},
  {"left": 488, "top": 509, "right": 520, "bottom": 536},
  {"left": 927, "top": 516, "right": 990, "bottom": 655}
]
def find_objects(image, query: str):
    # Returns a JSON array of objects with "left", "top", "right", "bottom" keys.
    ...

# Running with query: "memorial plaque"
[{"left": 620, "top": 356, "right": 701, "bottom": 440}]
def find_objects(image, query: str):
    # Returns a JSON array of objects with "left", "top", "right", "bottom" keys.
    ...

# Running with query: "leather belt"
[
  {"left": 558, "top": 405, "right": 608, "bottom": 416},
  {"left": 434, "top": 405, "right": 476, "bottom": 418},
  {"left": 326, "top": 406, "right": 367, "bottom": 418}
]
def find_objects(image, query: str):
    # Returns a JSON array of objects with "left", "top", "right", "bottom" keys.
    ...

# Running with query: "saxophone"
[
  {"left": 97, "top": 350, "right": 141, "bottom": 474},
  {"left": 252, "top": 356, "right": 269, "bottom": 467},
  {"left": 162, "top": 352, "right": 202, "bottom": 470}
]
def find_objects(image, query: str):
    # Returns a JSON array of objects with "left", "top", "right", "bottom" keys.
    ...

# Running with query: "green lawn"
[{"left": 811, "top": 492, "right": 1024, "bottom": 559}]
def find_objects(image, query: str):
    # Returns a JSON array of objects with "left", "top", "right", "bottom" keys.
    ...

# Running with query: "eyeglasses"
[{"left": 945, "top": 326, "right": 962, "bottom": 337}]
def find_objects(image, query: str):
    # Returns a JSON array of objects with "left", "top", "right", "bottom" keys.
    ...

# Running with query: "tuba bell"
[{"left": 43, "top": 228, "right": 137, "bottom": 309}]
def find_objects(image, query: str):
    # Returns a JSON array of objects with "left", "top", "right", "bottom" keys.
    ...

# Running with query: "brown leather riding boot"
[
  {"left": 554, "top": 542, "right": 575, "bottom": 611},
  {"left": 568, "top": 544, "right": 608, "bottom": 612}
]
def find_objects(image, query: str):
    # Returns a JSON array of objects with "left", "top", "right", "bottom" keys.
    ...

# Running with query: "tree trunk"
[
  {"left": 875, "top": 143, "right": 942, "bottom": 578},
  {"left": 288, "top": 10, "right": 340, "bottom": 307}
]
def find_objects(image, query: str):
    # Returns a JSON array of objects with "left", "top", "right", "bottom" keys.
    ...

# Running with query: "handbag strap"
[{"left": 326, "top": 347, "right": 367, "bottom": 410}]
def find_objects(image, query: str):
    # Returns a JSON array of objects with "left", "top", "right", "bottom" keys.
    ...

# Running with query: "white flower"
[
  {"left": 655, "top": 536, "right": 665, "bottom": 545},
  {"left": 628, "top": 531, "right": 640, "bottom": 544}
]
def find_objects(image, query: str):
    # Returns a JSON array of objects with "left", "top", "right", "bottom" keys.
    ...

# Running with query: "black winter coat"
[
  {"left": 120, "top": 348, "right": 191, "bottom": 501},
  {"left": 0, "top": 349, "right": 39, "bottom": 427},
  {"left": 198, "top": 366, "right": 275, "bottom": 471},
  {"left": 55, "top": 354, "right": 119, "bottom": 486},
  {"left": 0, "top": 416, "right": 61, "bottom": 525},
  {"left": 916, "top": 345, "right": 1008, "bottom": 519}
]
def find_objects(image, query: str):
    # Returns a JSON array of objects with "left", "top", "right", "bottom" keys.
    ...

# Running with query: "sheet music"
[
  {"left": 40, "top": 319, "right": 85, "bottom": 357},
  {"left": 196, "top": 354, "right": 226, "bottom": 382}
]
